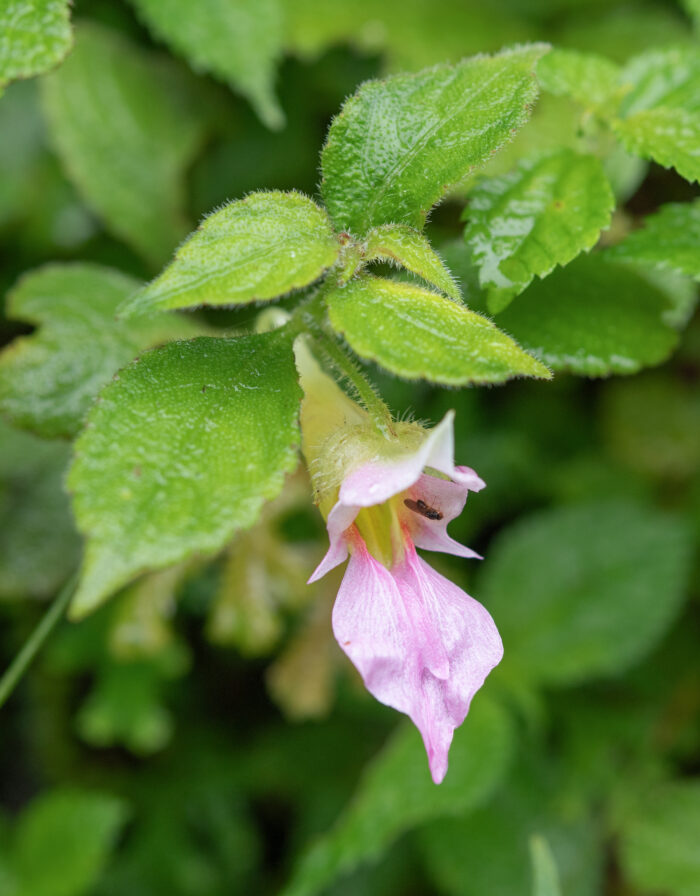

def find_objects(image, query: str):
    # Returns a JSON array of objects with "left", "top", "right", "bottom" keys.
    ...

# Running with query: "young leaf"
[
  {"left": 122, "top": 192, "right": 340, "bottom": 316},
  {"left": 68, "top": 332, "right": 301, "bottom": 617},
  {"left": 482, "top": 500, "right": 693, "bottom": 687},
  {"left": 608, "top": 200, "right": 700, "bottom": 280},
  {"left": 41, "top": 23, "right": 209, "bottom": 264},
  {"left": 126, "top": 0, "right": 284, "bottom": 129},
  {"left": 281, "top": 697, "right": 512, "bottom": 896},
  {"left": 0, "top": 0, "right": 72, "bottom": 89},
  {"left": 536, "top": 48, "right": 620, "bottom": 108},
  {"left": 326, "top": 275, "right": 551, "bottom": 385},
  {"left": 11, "top": 789, "right": 127, "bottom": 896},
  {"left": 321, "top": 45, "right": 548, "bottom": 235},
  {"left": 0, "top": 264, "right": 202, "bottom": 438},
  {"left": 464, "top": 150, "right": 614, "bottom": 312},
  {"left": 618, "top": 781, "right": 700, "bottom": 896},
  {"left": 613, "top": 47, "right": 700, "bottom": 183},
  {"left": 495, "top": 254, "right": 680, "bottom": 376},
  {"left": 364, "top": 224, "right": 461, "bottom": 301}
]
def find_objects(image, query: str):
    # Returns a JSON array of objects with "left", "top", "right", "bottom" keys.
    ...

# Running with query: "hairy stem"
[{"left": 0, "top": 573, "right": 78, "bottom": 710}]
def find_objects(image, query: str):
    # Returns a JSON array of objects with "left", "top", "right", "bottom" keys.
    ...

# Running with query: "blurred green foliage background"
[{"left": 0, "top": 0, "right": 699, "bottom": 894}]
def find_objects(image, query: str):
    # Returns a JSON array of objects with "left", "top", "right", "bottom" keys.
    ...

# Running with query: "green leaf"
[
  {"left": 126, "top": 0, "right": 284, "bottom": 129},
  {"left": 68, "top": 331, "right": 301, "bottom": 617},
  {"left": 602, "top": 371, "right": 700, "bottom": 480},
  {"left": 613, "top": 47, "right": 700, "bottom": 183},
  {"left": 0, "top": 264, "right": 202, "bottom": 439},
  {"left": 0, "top": 419, "right": 80, "bottom": 599},
  {"left": 283, "top": 0, "right": 534, "bottom": 73},
  {"left": 530, "top": 837, "right": 562, "bottom": 896},
  {"left": 464, "top": 150, "right": 614, "bottom": 312},
  {"left": 419, "top": 753, "right": 602, "bottom": 896},
  {"left": 536, "top": 48, "right": 621, "bottom": 108},
  {"left": 122, "top": 192, "right": 340, "bottom": 316},
  {"left": 609, "top": 200, "right": 700, "bottom": 280},
  {"left": 0, "top": 0, "right": 72, "bottom": 88},
  {"left": 41, "top": 23, "right": 209, "bottom": 264},
  {"left": 482, "top": 500, "right": 693, "bottom": 687},
  {"left": 364, "top": 224, "right": 461, "bottom": 301},
  {"left": 618, "top": 781, "right": 700, "bottom": 896},
  {"left": 326, "top": 275, "right": 550, "bottom": 385},
  {"left": 11, "top": 789, "right": 127, "bottom": 896},
  {"left": 495, "top": 254, "right": 680, "bottom": 376},
  {"left": 615, "top": 109, "right": 700, "bottom": 184},
  {"left": 320, "top": 45, "right": 548, "bottom": 235},
  {"left": 281, "top": 696, "right": 513, "bottom": 896}
]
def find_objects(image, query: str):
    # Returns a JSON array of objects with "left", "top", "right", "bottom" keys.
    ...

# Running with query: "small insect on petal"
[{"left": 404, "top": 498, "right": 443, "bottom": 521}]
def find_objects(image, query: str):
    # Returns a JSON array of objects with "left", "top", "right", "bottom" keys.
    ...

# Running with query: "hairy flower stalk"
[{"left": 297, "top": 338, "right": 503, "bottom": 783}]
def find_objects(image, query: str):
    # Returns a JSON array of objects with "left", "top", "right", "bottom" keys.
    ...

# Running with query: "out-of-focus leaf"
[
  {"left": 555, "top": 6, "right": 693, "bottom": 64},
  {"left": 0, "top": 419, "right": 80, "bottom": 599},
  {"left": 613, "top": 46, "right": 700, "bottom": 183},
  {"left": 326, "top": 275, "right": 551, "bottom": 385},
  {"left": 418, "top": 750, "right": 602, "bottom": 896},
  {"left": 495, "top": 254, "right": 680, "bottom": 376},
  {"left": 68, "top": 332, "right": 301, "bottom": 617},
  {"left": 41, "top": 23, "right": 209, "bottom": 264},
  {"left": 482, "top": 500, "right": 693, "bottom": 687},
  {"left": 364, "top": 224, "right": 461, "bottom": 301},
  {"left": 10, "top": 789, "right": 127, "bottom": 896},
  {"left": 602, "top": 372, "right": 700, "bottom": 480},
  {"left": 127, "top": 0, "right": 284, "bottom": 128},
  {"left": 122, "top": 192, "right": 339, "bottom": 316},
  {"left": 536, "top": 48, "right": 620, "bottom": 108},
  {"left": 281, "top": 696, "right": 513, "bottom": 896},
  {"left": 321, "top": 46, "right": 547, "bottom": 235},
  {"left": 0, "top": 264, "right": 202, "bottom": 438},
  {"left": 283, "top": 0, "right": 534, "bottom": 71},
  {"left": 0, "top": 0, "right": 72, "bottom": 89},
  {"left": 530, "top": 837, "right": 562, "bottom": 896},
  {"left": 618, "top": 781, "right": 700, "bottom": 896},
  {"left": 77, "top": 655, "right": 183, "bottom": 755},
  {"left": 464, "top": 150, "right": 614, "bottom": 312},
  {"left": 609, "top": 200, "right": 700, "bottom": 280}
]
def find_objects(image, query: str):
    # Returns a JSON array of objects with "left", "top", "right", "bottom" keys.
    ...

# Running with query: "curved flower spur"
[{"left": 297, "top": 341, "right": 503, "bottom": 784}]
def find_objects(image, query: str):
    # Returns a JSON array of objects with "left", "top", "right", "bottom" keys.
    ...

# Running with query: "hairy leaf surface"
[
  {"left": 69, "top": 332, "right": 301, "bottom": 617},
  {"left": 326, "top": 275, "right": 551, "bottom": 385},
  {"left": 124, "top": 192, "right": 339, "bottom": 315},
  {"left": 364, "top": 224, "right": 461, "bottom": 301},
  {"left": 321, "top": 46, "right": 548, "bottom": 235}
]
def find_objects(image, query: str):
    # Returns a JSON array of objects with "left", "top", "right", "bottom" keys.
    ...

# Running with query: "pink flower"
[{"left": 308, "top": 412, "right": 503, "bottom": 784}]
